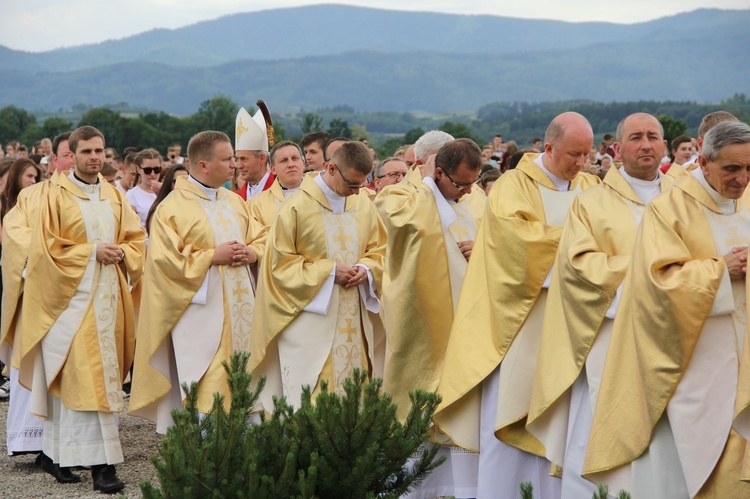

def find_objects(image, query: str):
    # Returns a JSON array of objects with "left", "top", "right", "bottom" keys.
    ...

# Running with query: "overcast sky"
[{"left": 2, "top": 0, "right": 748, "bottom": 52}]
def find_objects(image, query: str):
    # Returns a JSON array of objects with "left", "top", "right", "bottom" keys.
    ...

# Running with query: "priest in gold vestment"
[
  {"left": 375, "top": 139, "right": 485, "bottom": 499},
  {"left": 525, "top": 113, "right": 667, "bottom": 497},
  {"left": 250, "top": 141, "right": 385, "bottom": 413},
  {"left": 0, "top": 132, "right": 73, "bottom": 461},
  {"left": 247, "top": 141, "right": 305, "bottom": 229},
  {"left": 584, "top": 121, "right": 750, "bottom": 498},
  {"left": 663, "top": 111, "right": 740, "bottom": 190},
  {"left": 434, "top": 112, "right": 600, "bottom": 498},
  {"left": 16, "top": 126, "right": 145, "bottom": 493},
  {"left": 129, "top": 131, "right": 266, "bottom": 433}
]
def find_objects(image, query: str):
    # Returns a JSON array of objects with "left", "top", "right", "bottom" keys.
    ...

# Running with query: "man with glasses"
[
  {"left": 435, "top": 112, "right": 600, "bottom": 498},
  {"left": 375, "top": 139, "right": 485, "bottom": 499},
  {"left": 126, "top": 149, "right": 163, "bottom": 228},
  {"left": 372, "top": 157, "right": 408, "bottom": 193},
  {"left": 250, "top": 141, "right": 386, "bottom": 414}
]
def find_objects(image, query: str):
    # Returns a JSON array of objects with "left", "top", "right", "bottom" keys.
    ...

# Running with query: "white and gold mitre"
[{"left": 235, "top": 107, "right": 268, "bottom": 152}]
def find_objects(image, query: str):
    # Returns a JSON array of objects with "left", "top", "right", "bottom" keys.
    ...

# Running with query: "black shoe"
[
  {"left": 40, "top": 453, "right": 81, "bottom": 484},
  {"left": 92, "top": 464, "right": 125, "bottom": 494}
]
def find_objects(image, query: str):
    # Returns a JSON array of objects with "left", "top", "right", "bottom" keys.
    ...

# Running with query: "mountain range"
[{"left": 1, "top": 4, "right": 748, "bottom": 114}]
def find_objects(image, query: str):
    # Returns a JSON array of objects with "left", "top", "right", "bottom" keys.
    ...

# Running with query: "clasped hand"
[
  {"left": 724, "top": 246, "right": 748, "bottom": 281},
  {"left": 96, "top": 243, "right": 124, "bottom": 265},
  {"left": 213, "top": 240, "right": 257, "bottom": 267},
  {"left": 334, "top": 264, "right": 368, "bottom": 289}
]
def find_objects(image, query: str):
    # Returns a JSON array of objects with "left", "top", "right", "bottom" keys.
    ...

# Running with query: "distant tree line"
[{"left": 2, "top": 94, "right": 748, "bottom": 159}]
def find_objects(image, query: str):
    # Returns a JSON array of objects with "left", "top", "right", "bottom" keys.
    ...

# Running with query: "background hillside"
[{"left": 0, "top": 5, "right": 748, "bottom": 114}]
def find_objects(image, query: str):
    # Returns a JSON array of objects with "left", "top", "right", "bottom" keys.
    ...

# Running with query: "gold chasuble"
[
  {"left": 662, "top": 162, "right": 699, "bottom": 189},
  {"left": 374, "top": 171, "right": 485, "bottom": 422},
  {"left": 526, "top": 166, "right": 664, "bottom": 469},
  {"left": 0, "top": 172, "right": 60, "bottom": 366},
  {"left": 129, "top": 178, "right": 265, "bottom": 431},
  {"left": 250, "top": 175, "right": 386, "bottom": 412},
  {"left": 17, "top": 174, "right": 145, "bottom": 415},
  {"left": 434, "top": 154, "right": 600, "bottom": 453},
  {"left": 247, "top": 178, "right": 287, "bottom": 229},
  {"left": 584, "top": 171, "right": 750, "bottom": 497}
]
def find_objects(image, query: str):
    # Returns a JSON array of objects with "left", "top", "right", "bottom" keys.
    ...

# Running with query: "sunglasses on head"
[{"left": 141, "top": 167, "right": 162, "bottom": 175}]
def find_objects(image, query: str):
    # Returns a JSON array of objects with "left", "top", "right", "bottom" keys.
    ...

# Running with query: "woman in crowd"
[{"left": 145, "top": 164, "right": 188, "bottom": 233}]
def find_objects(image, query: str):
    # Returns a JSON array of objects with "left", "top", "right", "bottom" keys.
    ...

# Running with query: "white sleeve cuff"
[
  {"left": 708, "top": 267, "right": 735, "bottom": 316},
  {"left": 542, "top": 266, "right": 554, "bottom": 289},
  {"left": 191, "top": 271, "right": 210, "bottom": 305},
  {"left": 304, "top": 265, "right": 336, "bottom": 315},
  {"left": 354, "top": 263, "right": 380, "bottom": 313}
]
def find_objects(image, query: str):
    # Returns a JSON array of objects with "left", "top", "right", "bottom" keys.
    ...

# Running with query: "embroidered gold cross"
[
  {"left": 726, "top": 226, "right": 748, "bottom": 248},
  {"left": 333, "top": 227, "right": 353, "bottom": 250},
  {"left": 338, "top": 318, "right": 357, "bottom": 342},
  {"left": 215, "top": 211, "right": 232, "bottom": 232},
  {"left": 232, "top": 281, "right": 250, "bottom": 301}
]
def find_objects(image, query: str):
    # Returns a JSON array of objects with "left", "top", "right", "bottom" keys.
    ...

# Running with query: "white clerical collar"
[
  {"left": 188, "top": 175, "right": 219, "bottom": 202},
  {"left": 68, "top": 172, "right": 100, "bottom": 197},
  {"left": 314, "top": 172, "right": 346, "bottom": 213},
  {"left": 421, "top": 176, "right": 457, "bottom": 232},
  {"left": 691, "top": 167, "right": 736, "bottom": 214},
  {"left": 282, "top": 186, "right": 300, "bottom": 198},
  {"left": 535, "top": 153, "right": 571, "bottom": 191},
  {"left": 620, "top": 167, "right": 662, "bottom": 204},
  {"left": 248, "top": 170, "right": 271, "bottom": 198}
]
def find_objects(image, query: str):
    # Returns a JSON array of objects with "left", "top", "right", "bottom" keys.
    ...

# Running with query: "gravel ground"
[{"left": 0, "top": 398, "right": 163, "bottom": 498}]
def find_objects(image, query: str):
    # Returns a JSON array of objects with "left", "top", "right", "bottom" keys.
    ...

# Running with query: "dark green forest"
[{"left": 2, "top": 94, "right": 749, "bottom": 158}]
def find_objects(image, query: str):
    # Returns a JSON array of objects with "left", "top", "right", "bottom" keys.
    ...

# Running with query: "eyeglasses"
[
  {"left": 332, "top": 163, "right": 367, "bottom": 189},
  {"left": 141, "top": 167, "right": 162, "bottom": 175},
  {"left": 440, "top": 167, "right": 475, "bottom": 190},
  {"left": 376, "top": 170, "right": 406, "bottom": 180}
]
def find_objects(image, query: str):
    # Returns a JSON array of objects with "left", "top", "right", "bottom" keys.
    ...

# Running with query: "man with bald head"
[
  {"left": 434, "top": 112, "right": 600, "bottom": 497},
  {"left": 584, "top": 121, "right": 750, "bottom": 497},
  {"left": 525, "top": 113, "right": 667, "bottom": 497}
]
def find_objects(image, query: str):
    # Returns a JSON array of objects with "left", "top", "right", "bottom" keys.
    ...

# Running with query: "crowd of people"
[{"left": 0, "top": 105, "right": 749, "bottom": 499}]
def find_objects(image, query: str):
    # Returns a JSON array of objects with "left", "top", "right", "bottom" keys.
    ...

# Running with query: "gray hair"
[
  {"left": 414, "top": 130, "right": 454, "bottom": 162},
  {"left": 374, "top": 156, "right": 403, "bottom": 178},
  {"left": 702, "top": 121, "right": 750, "bottom": 161}
]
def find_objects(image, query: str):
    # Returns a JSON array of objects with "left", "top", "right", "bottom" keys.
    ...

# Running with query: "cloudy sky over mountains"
[{"left": 3, "top": 0, "right": 748, "bottom": 52}]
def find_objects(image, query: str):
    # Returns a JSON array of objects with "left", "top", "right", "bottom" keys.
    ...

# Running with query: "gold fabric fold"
[
  {"left": 527, "top": 167, "right": 644, "bottom": 432},
  {"left": 18, "top": 175, "right": 145, "bottom": 412},
  {"left": 247, "top": 178, "right": 285, "bottom": 229},
  {"left": 583, "top": 174, "right": 727, "bottom": 477},
  {"left": 375, "top": 174, "right": 485, "bottom": 421},
  {"left": 249, "top": 175, "right": 386, "bottom": 390},
  {"left": 434, "top": 154, "right": 599, "bottom": 451},
  {"left": 0, "top": 174, "right": 59, "bottom": 365},
  {"left": 129, "top": 178, "right": 266, "bottom": 415}
]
